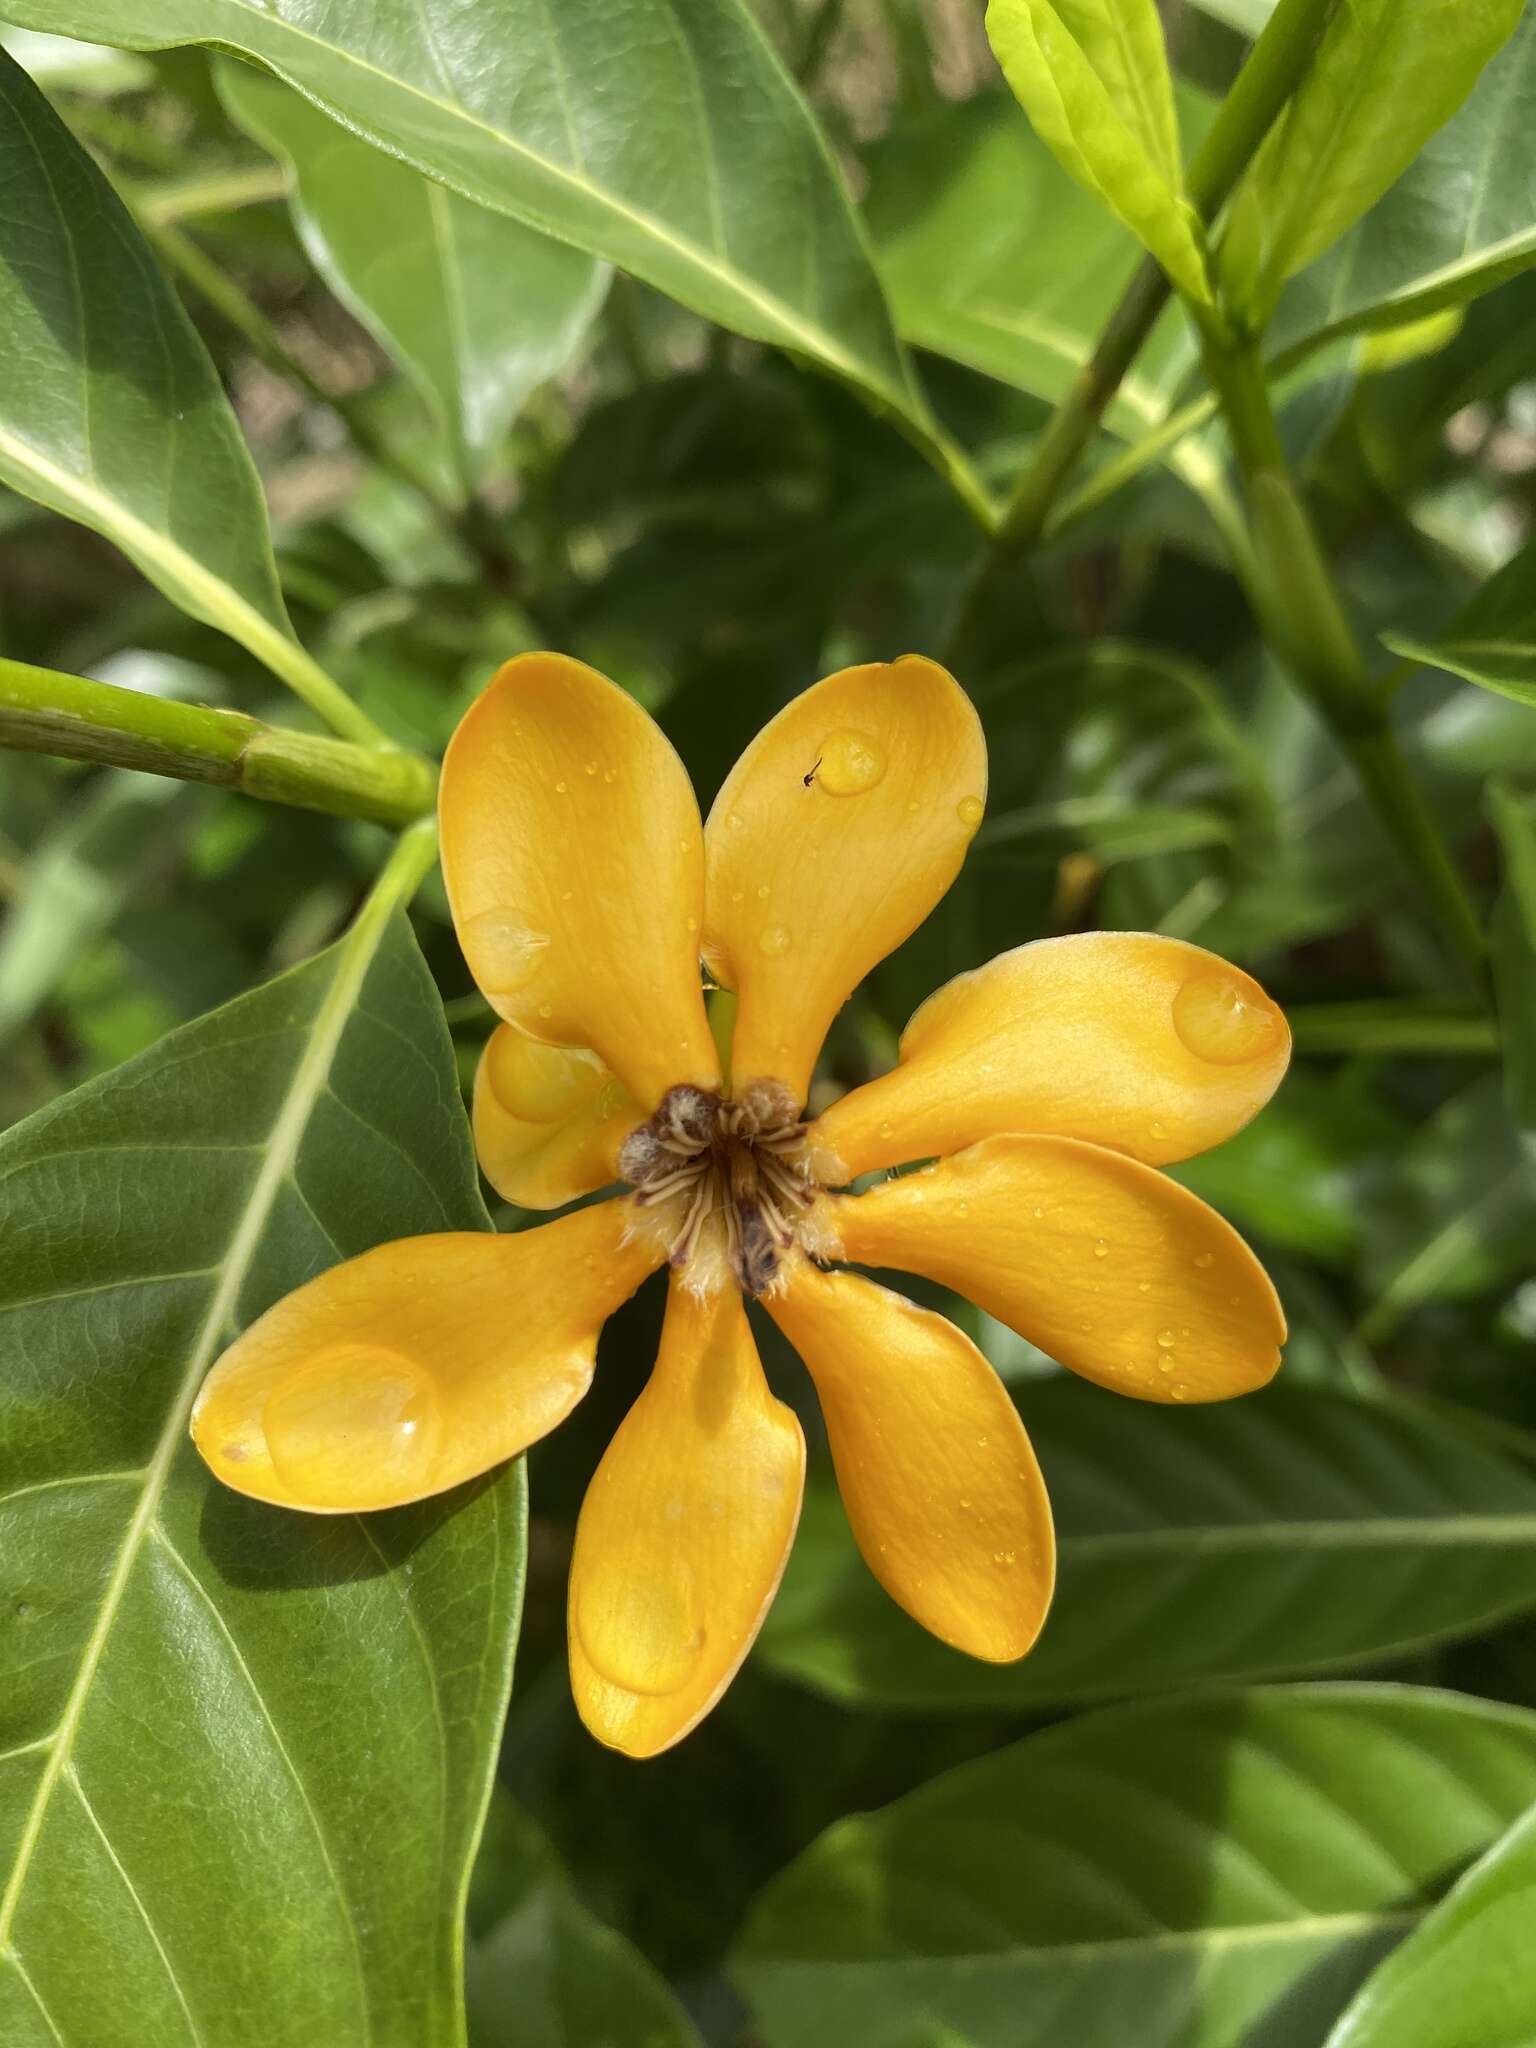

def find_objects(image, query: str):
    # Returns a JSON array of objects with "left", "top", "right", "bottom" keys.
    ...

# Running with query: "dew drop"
[
  {"left": 816, "top": 729, "right": 886, "bottom": 797},
  {"left": 602, "top": 767, "right": 617, "bottom": 784},
  {"left": 1170, "top": 1384, "right": 1190, "bottom": 1403},
  {"left": 992, "top": 1549, "right": 1017, "bottom": 1567},
  {"left": 758, "top": 924, "right": 792, "bottom": 958},
  {"left": 575, "top": 1569, "right": 703, "bottom": 1695},
  {"left": 462, "top": 910, "right": 549, "bottom": 995},
  {"left": 265, "top": 1346, "right": 442, "bottom": 1509},
  {"left": 584, "top": 759, "right": 599, "bottom": 776},
  {"left": 879, "top": 1119, "right": 895, "bottom": 1139},
  {"left": 756, "top": 883, "right": 771, "bottom": 900},
  {"left": 538, "top": 1002, "right": 554, "bottom": 1020},
  {"left": 1156, "top": 1328, "right": 1176, "bottom": 1348},
  {"left": 1172, "top": 972, "right": 1283, "bottom": 1065},
  {"left": 1093, "top": 1239, "right": 1109, "bottom": 1258},
  {"left": 727, "top": 811, "right": 744, "bottom": 829},
  {"left": 730, "top": 890, "right": 745, "bottom": 904},
  {"left": 957, "top": 795, "right": 985, "bottom": 828},
  {"left": 485, "top": 1031, "right": 601, "bottom": 1123},
  {"left": 1138, "top": 1281, "right": 1152, "bottom": 1293},
  {"left": 554, "top": 779, "right": 569, "bottom": 795},
  {"left": 1157, "top": 1355, "right": 1177, "bottom": 1375},
  {"left": 1193, "top": 1252, "right": 1215, "bottom": 1269},
  {"left": 686, "top": 915, "right": 699, "bottom": 933}
]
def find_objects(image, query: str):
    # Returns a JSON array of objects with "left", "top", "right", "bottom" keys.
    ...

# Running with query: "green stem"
[
  {"left": 945, "top": 0, "right": 1339, "bottom": 660},
  {"left": 135, "top": 164, "right": 290, "bottom": 227},
  {"left": 1288, "top": 999, "right": 1499, "bottom": 1057},
  {"left": 0, "top": 659, "right": 437, "bottom": 828},
  {"left": 1198, "top": 331, "right": 1487, "bottom": 975},
  {"left": 363, "top": 812, "right": 441, "bottom": 922}
]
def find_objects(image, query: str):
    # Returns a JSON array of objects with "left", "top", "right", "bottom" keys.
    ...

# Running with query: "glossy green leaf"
[
  {"left": 1489, "top": 782, "right": 1536, "bottom": 1159},
  {"left": 0, "top": 856, "right": 525, "bottom": 2046},
  {"left": 0, "top": 50, "right": 371, "bottom": 741},
  {"left": 1236, "top": 0, "right": 1525, "bottom": 316},
  {"left": 1383, "top": 536, "right": 1536, "bottom": 710},
  {"left": 985, "top": 0, "right": 1209, "bottom": 303},
  {"left": 734, "top": 1686, "right": 1536, "bottom": 2048},
  {"left": 0, "top": 24, "right": 150, "bottom": 90},
  {"left": 4, "top": 2, "right": 979, "bottom": 514},
  {"left": 217, "top": 63, "right": 608, "bottom": 496},
  {"left": 758, "top": 1380, "right": 1536, "bottom": 1711},
  {"left": 1326, "top": 1800, "right": 1536, "bottom": 2048},
  {"left": 1271, "top": 7, "right": 1536, "bottom": 353},
  {"left": 467, "top": 1792, "right": 704, "bottom": 2048}
]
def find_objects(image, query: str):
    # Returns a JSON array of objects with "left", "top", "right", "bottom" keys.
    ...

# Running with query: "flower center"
[{"left": 620, "top": 1080, "right": 835, "bottom": 1296}]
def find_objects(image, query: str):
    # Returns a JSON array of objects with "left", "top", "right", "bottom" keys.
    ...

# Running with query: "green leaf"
[
  {"left": 0, "top": 773, "right": 186, "bottom": 1052},
  {"left": 1325, "top": 1800, "right": 1536, "bottom": 2048},
  {"left": 4, "top": 2, "right": 982, "bottom": 517},
  {"left": 985, "top": 0, "right": 1210, "bottom": 303},
  {"left": 217, "top": 62, "right": 608, "bottom": 496},
  {"left": 466, "top": 1791, "right": 704, "bottom": 2048},
  {"left": 0, "top": 49, "right": 373, "bottom": 742},
  {"left": 734, "top": 1685, "right": 1536, "bottom": 2048},
  {"left": 1489, "top": 782, "right": 1536, "bottom": 1156},
  {"left": 1383, "top": 536, "right": 1536, "bottom": 709},
  {"left": 0, "top": 844, "right": 525, "bottom": 2046},
  {"left": 1361, "top": 1076, "right": 1536, "bottom": 1342},
  {"left": 758, "top": 1380, "right": 1536, "bottom": 1712},
  {"left": 1270, "top": 7, "right": 1536, "bottom": 352},
  {"left": 1236, "top": 0, "right": 1525, "bottom": 315}
]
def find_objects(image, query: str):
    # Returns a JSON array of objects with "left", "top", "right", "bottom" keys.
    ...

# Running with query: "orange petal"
[
  {"left": 440, "top": 653, "right": 718, "bottom": 1110},
  {"left": 569, "top": 1276, "right": 804, "bottom": 1757},
  {"left": 768, "top": 1261, "right": 1054, "bottom": 1662},
  {"left": 835, "top": 1135, "right": 1285, "bottom": 1403},
  {"left": 191, "top": 1200, "right": 659, "bottom": 1511},
  {"left": 473, "top": 1024, "right": 641, "bottom": 1209},
  {"left": 814, "top": 932, "right": 1290, "bottom": 1177},
  {"left": 702, "top": 657, "right": 986, "bottom": 1105}
]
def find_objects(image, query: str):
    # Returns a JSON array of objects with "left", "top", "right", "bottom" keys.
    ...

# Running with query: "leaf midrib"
[
  {"left": 0, "top": 882, "right": 399, "bottom": 1952},
  {"left": 184, "top": 0, "right": 917, "bottom": 412},
  {"left": 1058, "top": 1511, "right": 1536, "bottom": 1562}
]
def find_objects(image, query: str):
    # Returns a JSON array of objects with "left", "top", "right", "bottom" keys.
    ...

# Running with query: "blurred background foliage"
[{"left": 2, "top": 2, "right": 1536, "bottom": 2045}]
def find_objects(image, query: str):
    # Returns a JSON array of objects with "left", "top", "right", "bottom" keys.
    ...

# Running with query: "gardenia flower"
[{"left": 193, "top": 653, "right": 1290, "bottom": 1756}]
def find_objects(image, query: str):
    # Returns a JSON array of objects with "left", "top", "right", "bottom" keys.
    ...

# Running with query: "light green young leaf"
[
  {"left": 0, "top": 50, "right": 373, "bottom": 743},
  {"left": 0, "top": 1, "right": 983, "bottom": 518},
  {"left": 0, "top": 858, "right": 525, "bottom": 2047},
  {"left": 734, "top": 1686, "right": 1536, "bottom": 2048},
  {"left": 1489, "top": 782, "right": 1536, "bottom": 1155},
  {"left": 759, "top": 1379, "right": 1536, "bottom": 1712},
  {"left": 985, "top": 0, "right": 1210, "bottom": 303},
  {"left": 1237, "top": 0, "right": 1526, "bottom": 315},
  {"left": 1325, "top": 1800, "right": 1536, "bottom": 2048},
  {"left": 217, "top": 62, "right": 608, "bottom": 498},
  {"left": 467, "top": 1792, "right": 704, "bottom": 2048},
  {"left": 1383, "top": 536, "right": 1536, "bottom": 709}
]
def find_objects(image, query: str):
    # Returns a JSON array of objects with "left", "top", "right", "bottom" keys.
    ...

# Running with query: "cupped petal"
[
  {"left": 191, "top": 1199, "right": 660, "bottom": 1511},
  {"left": 569, "top": 1276, "right": 804, "bottom": 1757},
  {"left": 813, "top": 932, "right": 1290, "bottom": 1178},
  {"left": 767, "top": 1261, "right": 1054, "bottom": 1663},
  {"left": 834, "top": 1135, "right": 1284, "bottom": 1403},
  {"left": 473, "top": 1024, "right": 641, "bottom": 1209},
  {"left": 440, "top": 653, "right": 718, "bottom": 1110},
  {"left": 702, "top": 657, "right": 986, "bottom": 1105}
]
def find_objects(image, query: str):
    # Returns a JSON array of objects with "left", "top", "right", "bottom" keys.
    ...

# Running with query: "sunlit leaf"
[
  {"left": 5, "top": 0, "right": 979, "bottom": 509},
  {"left": 0, "top": 878, "right": 525, "bottom": 2045},
  {"left": 1325, "top": 1799, "right": 1536, "bottom": 2048},
  {"left": 735, "top": 1686, "right": 1536, "bottom": 2048},
  {"left": 759, "top": 1380, "right": 1536, "bottom": 1711},
  {"left": 1235, "top": 0, "right": 1525, "bottom": 316},
  {"left": 217, "top": 62, "right": 608, "bottom": 497},
  {"left": 0, "top": 51, "right": 367, "bottom": 739}
]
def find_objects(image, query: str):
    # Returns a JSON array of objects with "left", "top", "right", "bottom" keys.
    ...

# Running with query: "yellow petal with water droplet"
[
  {"left": 473, "top": 1025, "right": 641, "bottom": 1209},
  {"left": 191, "top": 1201, "right": 659, "bottom": 1511},
  {"left": 834, "top": 1134, "right": 1284, "bottom": 1403},
  {"left": 814, "top": 932, "right": 1289, "bottom": 1177},
  {"left": 702, "top": 657, "right": 986, "bottom": 1104},
  {"left": 440, "top": 653, "right": 718, "bottom": 1110},
  {"left": 767, "top": 1261, "right": 1054, "bottom": 1661},
  {"left": 570, "top": 1278, "right": 804, "bottom": 1754}
]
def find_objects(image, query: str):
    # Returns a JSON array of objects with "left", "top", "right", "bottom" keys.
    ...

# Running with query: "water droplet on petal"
[
  {"left": 1157, "top": 1328, "right": 1176, "bottom": 1348},
  {"left": 1138, "top": 1280, "right": 1152, "bottom": 1293},
  {"left": 1157, "top": 1355, "right": 1177, "bottom": 1375},
  {"left": 1093, "top": 1239, "right": 1109, "bottom": 1258},
  {"left": 554, "top": 779, "right": 570, "bottom": 795},
  {"left": 462, "top": 911, "right": 549, "bottom": 995},
  {"left": 575, "top": 1565, "right": 703, "bottom": 1695},
  {"left": 265, "top": 1346, "right": 442, "bottom": 1508},
  {"left": 957, "top": 795, "right": 985, "bottom": 828},
  {"left": 584, "top": 760, "right": 599, "bottom": 776},
  {"left": 1172, "top": 972, "right": 1284, "bottom": 1065},
  {"left": 756, "top": 883, "right": 771, "bottom": 901},
  {"left": 1193, "top": 1252, "right": 1215, "bottom": 1269},
  {"left": 816, "top": 729, "right": 886, "bottom": 796},
  {"left": 758, "top": 925, "right": 792, "bottom": 958}
]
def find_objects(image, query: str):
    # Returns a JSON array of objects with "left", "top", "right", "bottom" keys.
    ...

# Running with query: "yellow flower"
[{"left": 192, "top": 653, "right": 1290, "bottom": 1756}]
